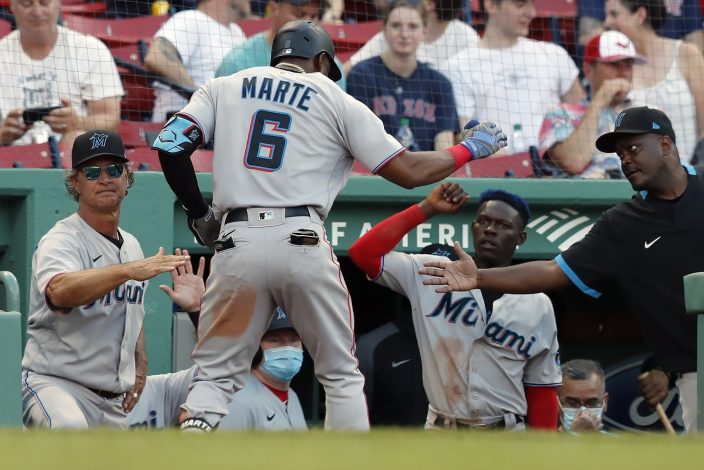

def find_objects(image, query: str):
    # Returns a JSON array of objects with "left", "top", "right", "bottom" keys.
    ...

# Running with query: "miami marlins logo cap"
[
  {"left": 595, "top": 106, "right": 676, "bottom": 153},
  {"left": 268, "top": 307, "right": 295, "bottom": 332},
  {"left": 72, "top": 130, "right": 128, "bottom": 168}
]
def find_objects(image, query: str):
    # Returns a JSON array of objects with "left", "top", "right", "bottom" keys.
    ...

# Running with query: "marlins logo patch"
[
  {"left": 89, "top": 133, "right": 109, "bottom": 149},
  {"left": 615, "top": 111, "right": 626, "bottom": 127}
]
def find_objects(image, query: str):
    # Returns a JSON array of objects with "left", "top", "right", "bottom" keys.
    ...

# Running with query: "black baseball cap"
[
  {"left": 268, "top": 307, "right": 294, "bottom": 331},
  {"left": 72, "top": 130, "right": 128, "bottom": 168},
  {"left": 595, "top": 106, "right": 676, "bottom": 153},
  {"left": 420, "top": 243, "right": 459, "bottom": 261}
]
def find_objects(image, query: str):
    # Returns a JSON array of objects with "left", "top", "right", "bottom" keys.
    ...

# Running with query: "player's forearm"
[
  {"left": 46, "top": 264, "right": 134, "bottom": 309},
  {"left": 349, "top": 204, "right": 427, "bottom": 277},
  {"left": 135, "top": 327, "right": 148, "bottom": 379},
  {"left": 381, "top": 150, "right": 456, "bottom": 188},
  {"left": 476, "top": 260, "right": 568, "bottom": 294},
  {"left": 158, "top": 152, "right": 209, "bottom": 218}
]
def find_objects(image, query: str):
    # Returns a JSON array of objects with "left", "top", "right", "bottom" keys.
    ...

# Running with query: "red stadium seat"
[
  {"left": 126, "top": 146, "right": 161, "bottom": 171},
  {"left": 0, "top": 18, "right": 11, "bottom": 39},
  {"left": 322, "top": 20, "right": 383, "bottom": 53},
  {"left": 191, "top": 149, "right": 213, "bottom": 172},
  {"left": 62, "top": 14, "right": 167, "bottom": 48},
  {"left": 60, "top": 0, "right": 107, "bottom": 17},
  {"left": 119, "top": 120, "right": 165, "bottom": 148},
  {"left": 462, "top": 151, "right": 534, "bottom": 178},
  {"left": 0, "top": 142, "right": 60, "bottom": 169}
]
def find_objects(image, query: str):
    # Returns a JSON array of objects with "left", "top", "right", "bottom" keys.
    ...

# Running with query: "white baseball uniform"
[
  {"left": 128, "top": 367, "right": 307, "bottom": 431},
  {"left": 376, "top": 252, "right": 561, "bottom": 427},
  {"left": 128, "top": 368, "right": 195, "bottom": 428},
  {"left": 177, "top": 66, "right": 404, "bottom": 430},
  {"left": 22, "top": 213, "right": 146, "bottom": 429}
]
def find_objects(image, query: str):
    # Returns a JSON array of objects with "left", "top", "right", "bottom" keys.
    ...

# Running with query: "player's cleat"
[{"left": 180, "top": 418, "right": 213, "bottom": 432}]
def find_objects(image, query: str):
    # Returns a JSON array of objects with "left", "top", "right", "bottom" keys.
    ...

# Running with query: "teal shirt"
[{"left": 215, "top": 32, "right": 347, "bottom": 91}]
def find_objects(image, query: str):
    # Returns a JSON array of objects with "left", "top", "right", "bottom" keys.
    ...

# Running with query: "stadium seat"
[
  {"left": 62, "top": 14, "right": 167, "bottom": 48},
  {"left": 322, "top": 20, "right": 383, "bottom": 53},
  {"left": 0, "top": 141, "right": 61, "bottom": 169},
  {"left": 126, "top": 147, "right": 213, "bottom": 172},
  {"left": 60, "top": 0, "right": 107, "bottom": 17},
  {"left": 0, "top": 18, "right": 11, "bottom": 39},
  {"left": 191, "top": 149, "right": 213, "bottom": 173},
  {"left": 463, "top": 151, "right": 534, "bottom": 178},
  {"left": 119, "top": 121, "right": 165, "bottom": 148}
]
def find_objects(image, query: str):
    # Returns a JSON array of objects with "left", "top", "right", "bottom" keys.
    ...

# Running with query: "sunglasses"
[{"left": 80, "top": 163, "right": 126, "bottom": 180}]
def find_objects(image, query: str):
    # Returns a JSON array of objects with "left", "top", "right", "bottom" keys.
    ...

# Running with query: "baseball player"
[
  {"left": 420, "top": 106, "right": 702, "bottom": 433},
  {"left": 151, "top": 20, "right": 507, "bottom": 431},
  {"left": 349, "top": 183, "right": 561, "bottom": 430},
  {"left": 21, "top": 130, "right": 189, "bottom": 429},
  {"left": 129, "top": 308, "right": 307, "bottom": 431}
]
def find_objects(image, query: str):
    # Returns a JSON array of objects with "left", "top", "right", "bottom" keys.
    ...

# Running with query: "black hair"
[
  {"left": 435, "top": 0, "right": 464, "bottom": 21},
  {"left": 478, "top": 189, "right": 530, "bottom": 228},
  {"left": 618, "top": 0, "right": 668, "bottom": 31}
]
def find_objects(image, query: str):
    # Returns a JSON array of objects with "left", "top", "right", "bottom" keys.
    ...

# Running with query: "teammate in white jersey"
[
  {"left": 151, "top": 20, "right": 508, "bottom": 432},
  {"left": 129, "top": 308, "right": 307, "bottom": 431},
  {"left": 21, "top": 130, "right": 190, "bottom": 429},
  {"left": 349, "top": 183, "right": 561, "bottom": 430}
]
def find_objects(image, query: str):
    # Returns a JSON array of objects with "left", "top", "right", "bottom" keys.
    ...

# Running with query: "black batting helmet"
[{"left": 270, "top": 20, "right": 342, "bottom": 82}]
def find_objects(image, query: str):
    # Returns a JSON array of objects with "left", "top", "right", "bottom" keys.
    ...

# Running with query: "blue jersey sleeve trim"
[
  {"left": 371, "top": 147, "right": 406, "bottom": 174},
  {"left": 555, "top": 254, "right": 602, "bottom": 299}
]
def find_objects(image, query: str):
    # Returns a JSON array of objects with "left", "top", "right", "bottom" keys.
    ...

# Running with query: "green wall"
[{"left": 0, "top": 169, "right": 634, "bottom": 374}]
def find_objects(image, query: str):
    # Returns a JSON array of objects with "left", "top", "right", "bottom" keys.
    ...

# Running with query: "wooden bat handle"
[{"left": 655, "top": 403, "right": 677, "bottom": 435}]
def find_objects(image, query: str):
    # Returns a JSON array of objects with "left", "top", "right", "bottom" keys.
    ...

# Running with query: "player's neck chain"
[{"left": 275, "top": 62, "right": 305, "bottom": 74}]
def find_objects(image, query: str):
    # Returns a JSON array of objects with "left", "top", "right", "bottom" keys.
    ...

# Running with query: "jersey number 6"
[{"left": 244, "top": 110, "right": 292, "bottom": 172}]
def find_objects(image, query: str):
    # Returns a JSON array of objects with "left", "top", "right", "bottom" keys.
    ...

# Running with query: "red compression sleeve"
[
  {"left": 447, "top": 143, "right": 473, "bottom": 170},
  {"left": 348, "top": 204, "right": 427, "bottom": 278},
  {"left": 525, "top": 386, "right": 559, "bottom": 430}
]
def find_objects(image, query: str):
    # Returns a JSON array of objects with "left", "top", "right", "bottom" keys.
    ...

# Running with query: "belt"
[
  {"left": 430, "top": 412, "right": 525, "bottom": 429},
  {"left": 224, "top": 206, "right": 310, "bottom": 224},
  {"left": 88, "top": 387, "right": 123, "bottom": 400}
]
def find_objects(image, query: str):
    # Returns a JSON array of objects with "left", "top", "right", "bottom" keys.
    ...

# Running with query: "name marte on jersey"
[
  {"left": 84, "top": 281, "right": 145, "bottom": 309},
  {"left": 427, "top": 293, "right": 536, "bottom": 359},
  {"left": 242, "top": 76, "right": 318, "bottom": 112}
]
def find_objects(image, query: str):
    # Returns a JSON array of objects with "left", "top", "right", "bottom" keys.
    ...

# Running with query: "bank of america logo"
[{"left": 527, "top": 208, "right": 593, "bottom": 251}]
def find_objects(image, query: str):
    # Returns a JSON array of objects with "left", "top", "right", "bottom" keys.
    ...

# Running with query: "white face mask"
[{"left": 561, "top": 406, "right": 604, "bottom": 432}]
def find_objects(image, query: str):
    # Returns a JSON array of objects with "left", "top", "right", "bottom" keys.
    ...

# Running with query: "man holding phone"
[{"left": 0, "top": 0, "right": 123, "bottom": 149}]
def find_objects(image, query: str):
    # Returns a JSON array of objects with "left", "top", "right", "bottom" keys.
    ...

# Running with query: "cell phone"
[{"left": 22, "top": 106, "right": 62, "bottom": 124}]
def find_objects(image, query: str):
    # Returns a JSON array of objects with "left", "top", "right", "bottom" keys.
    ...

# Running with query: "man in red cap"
[{"left": 538, "top": 30, "right": 644, "bottom": 178}]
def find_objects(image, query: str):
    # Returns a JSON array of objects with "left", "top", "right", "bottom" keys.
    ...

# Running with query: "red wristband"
[{"left": 448, "top": 144, "right": 473, "bottom": 170}]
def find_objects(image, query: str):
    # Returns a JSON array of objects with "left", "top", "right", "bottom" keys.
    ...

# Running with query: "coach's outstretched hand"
[
  {"left": 160, "top": 248, "right": 206, "bottom": 313},
  {"left": 459, "top": 120, "right": 507, "bottom": 160},
  {"left": 420, "top": 241, "right": 477, "bottom": 292}
]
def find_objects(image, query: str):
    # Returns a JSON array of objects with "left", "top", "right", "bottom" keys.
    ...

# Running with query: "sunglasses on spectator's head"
[{"left": 81, "top": 163, "right": 126, "bottom": 180}]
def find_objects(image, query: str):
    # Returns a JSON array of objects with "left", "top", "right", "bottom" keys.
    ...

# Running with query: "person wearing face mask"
[
  {"left": 558, "top": 359, "right": 609, "bottom": 434},
  {"left": 128, "top": 307, "right": 307, "bottom": 430}
]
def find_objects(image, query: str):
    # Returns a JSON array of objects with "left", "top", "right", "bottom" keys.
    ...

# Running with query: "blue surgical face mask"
[
  {"left": 261, "top": 346, "right": 303, "bottom": 381},
  {"left": 561, "top": 406, "right": 603, "bottom": 432}
]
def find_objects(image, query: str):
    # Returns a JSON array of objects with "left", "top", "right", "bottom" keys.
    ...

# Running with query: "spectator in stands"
[
  {"left": 0, "top": 0, "right": 123, "bottom": 149},
  {"left": 538, "top": 30, "right": 643, "bottom": 178},
  {"left": 129, "top": 308, "right": 308, "bottom": 431},
  {"left": 144, "top": 0, "right": 248, "bottom": 122},
  {"left": 344, "top": 0, "right": 479, "bottom": 74},
  {"left": 558, "top": 359, "right": 609, "bottom": 433},
  {"left": 578, "top": 0, "right": 704, "bottom": 53},
  {"left": 440, "top": 0, "right": 585, "bottom": 155},
  {"left": 347, "top": 0, "right": 458, "bottom": 151},
  {"left": 215, "top": 0, "right": 347, "bottom": 89},
  {"left": 604, "top": 0, "right": 704, "bottom": 164}
]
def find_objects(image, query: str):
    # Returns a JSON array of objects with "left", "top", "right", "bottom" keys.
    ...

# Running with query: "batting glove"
[
  {"left": 459, "top": 120, "right": 508, "bottom": 160},
  {"left": 187, "top": 205, "right": 220, "bottom": 250}
]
